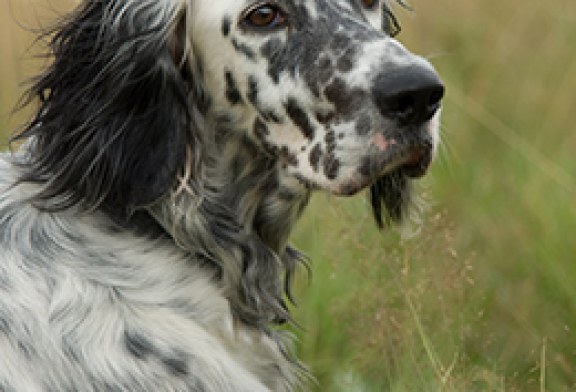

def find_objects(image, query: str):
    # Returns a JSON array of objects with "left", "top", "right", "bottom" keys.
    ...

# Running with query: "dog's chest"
[{"left": 0, "top": 179, "right": 297, "bottom": 390}]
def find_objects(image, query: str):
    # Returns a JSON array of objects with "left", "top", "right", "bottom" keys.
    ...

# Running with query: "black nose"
[{"left": 373, "top": 65, "right": 445, "bottom": 126}]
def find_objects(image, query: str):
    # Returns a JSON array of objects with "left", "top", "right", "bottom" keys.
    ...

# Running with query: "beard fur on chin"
[{"left": 369, "top": 171, "right": 412, "bottom": 229}]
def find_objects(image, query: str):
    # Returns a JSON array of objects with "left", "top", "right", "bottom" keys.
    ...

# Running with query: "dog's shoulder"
[{"left": 0, "top": 154, "right": 298, "bottom": 391}]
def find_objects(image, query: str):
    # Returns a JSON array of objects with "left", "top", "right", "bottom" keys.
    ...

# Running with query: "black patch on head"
[
  {"left": 225, "top": 70, "right": 243, "bottom": 105},
  {"left": 247, "top": 75, "right": 259, "bottom": 105},
  {"left": 323, "top": 153, "right": 341, "bottom": 180},
  {"left": 316, "top": 111, "right": 335, "bottom": 124},
  {"left": 356, "top": 113, "right": 372, "bottom": 135},
  {"left": 246, "top": 76, "right": 283, "bottom": 123},
  {"left": 370, "top": 172, "right": 412, "bottom": 228},
  {"left": 262, "top": 110, "right": 282, "bottom": 123},
  {"left": 324, "top": 77, "right": 349, "bottom": 110},
  {"left": 325, "top": 129, "right": 337, "bottom": 153},
  {"left": 222, "top": 16, "right": 231, "bottom": 36},
  {"left": 232, "top": 38, "right": 256, "bottom": 60},
  {"left": 324, "top": 77, "right": 365, "bottom": 118},
  {"left": 254, "top": 0, "right": 383, "bottom": 102},
  {"left": 260, "top": 37, "right": 282, "bottom": 58},
  {"left": 309, "top": 143, "right": 322, "bottom": 172},
  {"left": 260, "top": 38, "right": 284, "bottom": 84},
  {"left": 285, "top": 98, "right": 315, "bottom": 139}
]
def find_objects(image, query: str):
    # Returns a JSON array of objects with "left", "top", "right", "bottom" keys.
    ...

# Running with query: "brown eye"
[
  {"left": 243, "top": 3, "right": 287, "bottom": 30},
  {"left": 361, "top": 0, "right": 380, "bottom": 10}
]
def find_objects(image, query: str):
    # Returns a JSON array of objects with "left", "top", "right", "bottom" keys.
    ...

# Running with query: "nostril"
[
  {"left": 386, "top": 92, "right": 416, "bottom": 120},
  {"left": 427, "top": 85, "right": 445, "bottom": 113},
  {"left": 422, "top": 84, "right": 445, "bottom": 120},
  {"left": 392, "top": 94, "right": 413, "bottom": 113},
  {"left": 380, "top": 84, "right": 444, "bottom": 125},
  {"left": 429, "top": 86, "right": 445, "bottom": 107}
]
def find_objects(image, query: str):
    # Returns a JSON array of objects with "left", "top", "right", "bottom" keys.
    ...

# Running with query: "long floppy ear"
[{"left": 14, "top": 0, "right": 201, "bottom": 216}]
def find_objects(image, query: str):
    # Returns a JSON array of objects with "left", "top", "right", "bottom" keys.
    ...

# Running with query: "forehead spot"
[
  {"left": 325, "top": 129, "right": 337, "bottom": 153},
  {"left": 285, "top": 98, "right": 316, "bottom": 140},
  {"left": 260, "top": 37, "right": 282, "bottom": 58},
  {"left": 232, "top": 38, "right": 256, "bottom": 60},
  {"left": 323, "top": 153, "right": 341, "bottom": 180},
  {"left": 324, "top": 77, "right": 365, "bottom": 117},
  {"left": 309, "top": 143, "right": 322, "bottom": 172},
  {"left": 247, "top": 75, "right": 258, "bottom": 105},
  {"left": 260, "top": 38, "right": 284, "bottom": 84},
  {"left": 316, "top": 111, "right": 335, "bottom": 124},
  {"left": 224, "top": 69, "right": 243, "bottom": 105},
  {"left": 222, "top": 16, "right": 231, "bottom": 37},
  {"left": 262, "top": 110, "right": 283, "bottom": 123}
]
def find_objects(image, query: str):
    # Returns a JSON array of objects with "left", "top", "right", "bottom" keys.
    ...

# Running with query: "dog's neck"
[
  {"left": 222, "top": 134, "right": 312, "bottom": 251},
  {"left": 148, "top": 129, "right": 311, "bottom": 327}
]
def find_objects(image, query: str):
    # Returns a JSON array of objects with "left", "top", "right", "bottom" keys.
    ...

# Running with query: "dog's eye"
[
  {"left": 361, "top": 0, "right": 380, "bottom": 10},
  {"left": 242, "top": 3, "right": 287, "bottom": 30}
]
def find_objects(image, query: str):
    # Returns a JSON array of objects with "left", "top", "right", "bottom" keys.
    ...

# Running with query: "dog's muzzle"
[{"left": 369, "top": 62, "right": 444, "bottom": 178}]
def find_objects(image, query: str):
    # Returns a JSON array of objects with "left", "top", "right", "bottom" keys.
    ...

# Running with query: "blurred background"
[{"left": 1, "top": 0, "right": 575, "bottom": 390}]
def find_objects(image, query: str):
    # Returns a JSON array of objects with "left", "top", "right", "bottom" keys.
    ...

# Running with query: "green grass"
[
  {"left": 290, "top": 1, "right": 576, "bottom": 390},
  {"left": 2, "top": 0, "right": 576, "bottom": 390}
]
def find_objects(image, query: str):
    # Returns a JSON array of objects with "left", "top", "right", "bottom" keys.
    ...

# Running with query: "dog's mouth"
[
  {"left": 368, "top": 144, "right": 433, "bottom": 226},
  {"left": 331, "top": 143, "right": 433, "bottom": 227},
  {"left": 350, "top": 142, "right": 433, "bottom": 189},
  {"left": 397, "top": 147, "right": 432, "bottom": 179},
  {"left": 334, "top": 144, "right": 431, "bottom": 195}
]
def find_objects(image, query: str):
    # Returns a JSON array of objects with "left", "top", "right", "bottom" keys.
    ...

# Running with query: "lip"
[
  {"left": 399, "top": 147, "right": 432, "bottom": 178},
  {"left": 329, "top": 144, "right": 433, "bottom": 197}
]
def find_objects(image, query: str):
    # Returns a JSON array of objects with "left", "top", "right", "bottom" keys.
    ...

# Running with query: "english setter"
[{"left": 0, "top": 0, "right": 443, "bottom": 390}]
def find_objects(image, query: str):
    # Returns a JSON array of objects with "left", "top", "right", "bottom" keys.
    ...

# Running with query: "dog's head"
[
  {"left": 191, "top": 0, "right": 444, "bottom": 225},
  {"left": 17, "top": 0, "right": 442, "bottom": 227}
]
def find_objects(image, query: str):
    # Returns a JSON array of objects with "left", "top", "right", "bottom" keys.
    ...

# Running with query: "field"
[{"left": 1, "top": 0, "right": 575, "bottom": 390}]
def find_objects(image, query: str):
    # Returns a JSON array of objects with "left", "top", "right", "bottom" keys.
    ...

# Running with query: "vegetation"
[{"left": 2, "top": 0, "right": 575, "bottom": 390}]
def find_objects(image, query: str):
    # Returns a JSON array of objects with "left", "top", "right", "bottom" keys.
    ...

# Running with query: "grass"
[{"left": 2, "top": 0, "right": 576, "bottom": 390}]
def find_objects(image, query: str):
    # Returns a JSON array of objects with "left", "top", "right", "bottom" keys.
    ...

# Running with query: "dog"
[{"left": 0, "top": 0, "right": 443, "bottom": 390}]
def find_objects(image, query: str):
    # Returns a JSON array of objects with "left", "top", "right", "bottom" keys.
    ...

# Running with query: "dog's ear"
[{"left": 15, "top": 1, "right": 203, "bottom": 216}]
